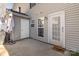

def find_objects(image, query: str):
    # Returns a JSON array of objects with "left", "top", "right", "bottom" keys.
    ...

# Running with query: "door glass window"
[{"left": 52, "top": 16, "right": 60, "bottom": 41}]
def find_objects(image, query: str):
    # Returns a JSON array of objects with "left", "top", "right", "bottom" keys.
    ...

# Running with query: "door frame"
[{"left": 48, "top": 11, "right": 65, "bottom": 48}]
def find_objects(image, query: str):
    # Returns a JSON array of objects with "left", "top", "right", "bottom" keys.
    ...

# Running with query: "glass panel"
[
  {"left": 52, "top": 16, "right": 60, "bottom": 41},
  {"left": 38, "top": 17, "right": 44, "bottom": 27},
  {"left": 38, "top": 28, "right": 44, "bottom": 37}
]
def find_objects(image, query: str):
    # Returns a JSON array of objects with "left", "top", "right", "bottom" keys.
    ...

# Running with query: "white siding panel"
[{"left": 65, "top": 4, "right": 79, "bottom": 51}]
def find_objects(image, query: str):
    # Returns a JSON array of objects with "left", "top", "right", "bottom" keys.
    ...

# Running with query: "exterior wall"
[
  {"left": 0, "top": 4, "right": 7, "bottom": 16},
  {"left": 13, "top": 3, "right": 29, "bottom": 13},
  {"left": 13, "top": 15, "right": 21, "bottom": 41},
  {"left": 28, "top": 3, "right": 79, "bottom": 51}
]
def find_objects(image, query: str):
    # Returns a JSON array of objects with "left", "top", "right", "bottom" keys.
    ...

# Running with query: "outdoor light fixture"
[{"left": 44, "top": 16, "right": 48, "bottom": 20}]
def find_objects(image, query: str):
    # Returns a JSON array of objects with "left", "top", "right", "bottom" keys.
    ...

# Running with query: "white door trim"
[{"left": 48, "top": 11, "right": 65, "bottom": 48}]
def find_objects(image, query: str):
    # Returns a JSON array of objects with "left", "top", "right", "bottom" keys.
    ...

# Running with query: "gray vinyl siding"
[
  {"left": 13, "top": 15, "right": 21, "bottom": 40},
  {"left": 65, "top": 4, "right": 79, "bottom": 51},
  {"left": 28, "top": 3, "right": 79, "bottom": 51}
]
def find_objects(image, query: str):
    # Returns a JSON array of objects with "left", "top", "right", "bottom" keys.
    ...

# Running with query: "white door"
[
  {"left": 21, "top": 19, "right": 29, "bottom": 39},
  {"left": 48, "top": 11, "right": 65, "bottom": 48}
]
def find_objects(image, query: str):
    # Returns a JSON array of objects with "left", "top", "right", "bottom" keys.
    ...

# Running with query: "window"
[
  {"left": 38, "top": 28, "right": 44, "bottom": 37},
  {"left": 38, "top": 17, "right": 44, "bottom": 37}
]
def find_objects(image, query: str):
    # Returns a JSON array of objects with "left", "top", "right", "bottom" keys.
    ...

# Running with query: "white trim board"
[{"left": 48, "top": 11, "right": 65, "bottom": 48}]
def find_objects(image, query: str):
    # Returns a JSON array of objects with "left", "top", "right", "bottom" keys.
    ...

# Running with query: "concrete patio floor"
[{"left": 0, "top": 39, "right": 64, "bottom": 56}]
